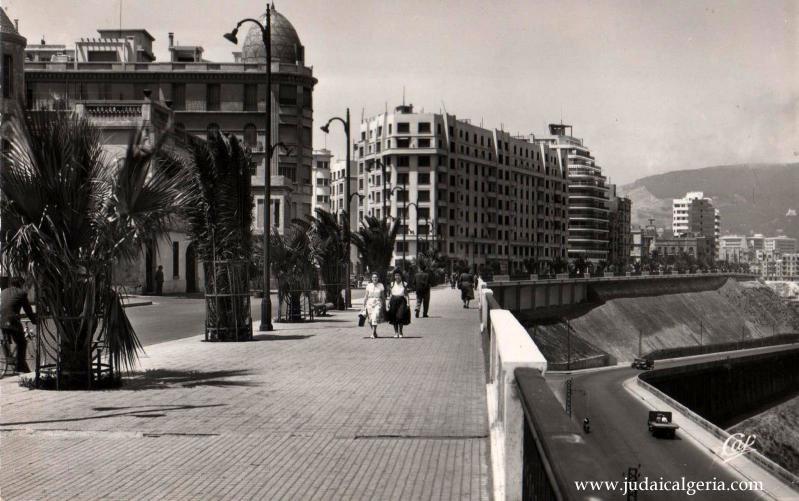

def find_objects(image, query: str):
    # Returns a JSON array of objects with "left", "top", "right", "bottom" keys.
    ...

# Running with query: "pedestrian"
[
  {"left": 450, "top": 273, "right": 457, "bottom": 289},
  {"left": 362, "top": 272, "right": 385, "bottom": 339},
  {"left": 1, "top": 277, "right": 38, "bottom": 373},
  {"left": 414, "top": 265, "right": 431, "bottom": 318},
  {"left": 386, "top": 268, "right": 411, "bottom": 337},
  {"left": 154, "top": 265, "right": 164, "bottom": 295},
  {"left": 459, "top": 270, "right": 475, "bottom": 308}
]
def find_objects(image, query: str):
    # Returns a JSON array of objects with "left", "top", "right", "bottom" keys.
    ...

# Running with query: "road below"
[
  {"left": 126, "top": 291, "right": 366, "bottom": 347},
  {"left": 546, "top": 345, "right": 798, "bottom": 500}
]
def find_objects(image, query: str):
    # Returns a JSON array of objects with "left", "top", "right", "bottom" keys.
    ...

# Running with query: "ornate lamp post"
[
  {"left": 321, "top": 109, "right": 351, "bottom": 307},
  {"left": 224, "top": 5, "right": 275, "bottom": 331}
]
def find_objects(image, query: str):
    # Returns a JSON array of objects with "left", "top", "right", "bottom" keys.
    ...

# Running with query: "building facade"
[
  {"left": 719, "top": 235, "right": 749, "bottom": 263},
  {"left": 672, "top": 191, "right": 719, "bottom": 259},
  {"left": 0, "top": 8, "right": 26, "bottom": 132},
  {"left": 21, "top": 5, "right": 316, "bottom": 237},
  {"left": 630, "top": 219, "right": 658, "bottom": 263},
  {"left": 543, "top": 124, "right": 609, "bottom": 263},
  {"left": 311, "top": 149, "right": 332, "bottom": 213},
  {"left": 764, "top": 236, "right": 797, "bottom": 259},
  {"left": 607, "top": 184, "right": 632, "bottom": 268},
  {"left": 654, "top": 233, "right": 713, "bottom": 264},
  {"left": 355, "top": 104, "right": 569, "bottom": 273}
]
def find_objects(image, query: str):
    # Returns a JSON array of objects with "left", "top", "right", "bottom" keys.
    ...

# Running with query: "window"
[
  {"left": 2, "top": 55, "right": 12, "bottom": 98},
  {"left": 302, "top": 87, "right": 312, "bottom": 109},
  {"left": 87, "top": 50, "right": 118, "bottom": 62},
  {"left": 207, "top": 123, "right": 220, "bottom": 140},
  {"left": 397, "top": 138, "right": 410, "bottom": 148},
  {"left": 417, "top": 207, "right": 430, "bottom": 218},
  {"left": 171, "top": 83, "right": 185, "bottom": 110},
  {"left": 397, "top": 173, "right": 410, "bottom": 185},
  {"left": 397, "top": 156, "right": 410, "bottom": 167},
  {"left": 279, "top": 84, "right": 297, "bottom": 105},
  {"left": 279, "top": 124, "right": 298, "bottom": 144},
  {"left": 418, "top": 138, "right": 431, "bottom": 148},
  {"left": 418, "top": 190, "right": 430, "bottom": 202},
  {"left": 243, "top": 124, "right": 257, "bottom": 148},
  {"left": 418, "top": 173, "right": 430, "bottom": 185},
  {"left": 397, "top": 122, "right": 410, "bottom": 133},
  {"left": 172, "top": 242, "right": 180, "bottom": 278},
  {"left": 418, "top": 156, "right": 431, "bottom": 167},
  {"left": 244, "top": 84, "right": 258, "bottom": 111},
  {"left": 418, "top": 122, "right": 431, "bottom": 133},
  {"left": 206, "top": 84, "right": 221, "bottom": 111}
]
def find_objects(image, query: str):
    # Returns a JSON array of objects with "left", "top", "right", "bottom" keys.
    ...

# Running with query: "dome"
[{"left": 241, "top": 6, "right": 304, "bottom": 65}]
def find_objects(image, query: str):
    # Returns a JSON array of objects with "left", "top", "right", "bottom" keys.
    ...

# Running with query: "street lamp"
[
  {"left": 224, "top": 4, "right": 275, "bottom": 331},
  {"left": 417, "top": 215, "right": 431, "bottom": 260},
  {"left": 388, "top": 185, "right": 406, "bottom": 271},
  {"left": 321, "top": 109, "right": 351, "bottom": 307}
]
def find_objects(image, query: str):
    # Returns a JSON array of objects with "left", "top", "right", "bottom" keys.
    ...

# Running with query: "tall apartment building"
[
  {"left": 543, "top": 124, "right": 609, "bottom": 262},
  {"left": 330, "top": 158, "right": 358, "bottom": 229},
  {"left": 21, "top": 5, "right": 316, "bottom": 235},
  {"left": 355, "top": 104, "right": 568, "bottom": 273},
  {"left": 672, "top": 191, "right": 719, "bottom": 258},
  {"left": 311, "top": 149, "right": 332, "bottom": 213},
  {"left": 607, "top": 184, "right": 632, "bottom": 267}
]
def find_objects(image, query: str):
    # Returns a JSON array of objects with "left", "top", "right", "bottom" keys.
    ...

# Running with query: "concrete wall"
[{"left": 640, "top": 348, "right": 799, "bottom": 428}]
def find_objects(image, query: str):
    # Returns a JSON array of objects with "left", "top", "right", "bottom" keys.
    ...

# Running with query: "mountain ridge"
[{"left": 620, "top": 163, "right": 799, "bottom": 238}]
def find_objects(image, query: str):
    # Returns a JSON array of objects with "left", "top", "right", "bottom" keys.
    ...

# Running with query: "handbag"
[{"left": 358, "top": 310, "right": 366, "bottom": 327}]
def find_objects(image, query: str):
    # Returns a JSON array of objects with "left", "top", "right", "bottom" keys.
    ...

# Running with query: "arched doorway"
[{"left": 185, "top": 243, "right": 197, "bottom": 293}]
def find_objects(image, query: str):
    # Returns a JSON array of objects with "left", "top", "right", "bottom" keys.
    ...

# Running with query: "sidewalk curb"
[{"left": 122, "top": 301, "right": 153, "bottom": 308}]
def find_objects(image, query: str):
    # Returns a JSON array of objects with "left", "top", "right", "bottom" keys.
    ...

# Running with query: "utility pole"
[
  {"left": 638, "top": 329, "right": 642, "bottom": 358},
  {"left": 567, "top": 318, "right": 572, "bottom": 371},
  {"left": 700, "top": 319, "right": 703, "bottom": 346}
]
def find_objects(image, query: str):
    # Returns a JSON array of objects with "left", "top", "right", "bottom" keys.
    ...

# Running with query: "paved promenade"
[{"left": 0, "top": 287, "right": 489, "bottom": 500}]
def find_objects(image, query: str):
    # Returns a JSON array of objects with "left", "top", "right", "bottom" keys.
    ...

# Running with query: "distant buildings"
[
  {"left": 653, "top": 231, "right": 714, "bottom": 264},
  {"left": 607, "top": 185, "right": 632, "bottom": 267},
  {"left": 630, "top": 219, "right": 659, "bottom": 263},
  {"left": 355, "top": 104, "right": 569, "bottom": 273},
  {"left": 719, "top": 235, "right": 749, "bottom": 262},
  {"left": 672, "top": 191, "right": 720, "bottom": 258},
  {"left": 311, "top": 149, "right": 332, "bottom": 213},
  {"left": 764, "top": 235, "right": 797, "bottom": 259},
  {"left": 544, "top": 124, "right": 609, "bottom": 263}
]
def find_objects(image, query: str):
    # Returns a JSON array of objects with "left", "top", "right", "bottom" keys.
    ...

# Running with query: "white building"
[
  {"left": 719, "top": 235, "right": 748, "bottom": 263},
  {"left": 672, "top": 191, "right": 719, "bottom": 259},
  {"left": 765, "top": 236, "right": 797, "bottom": 259},
  {"left": 311, "top": 149, "right": 332, "bottom": 214}
]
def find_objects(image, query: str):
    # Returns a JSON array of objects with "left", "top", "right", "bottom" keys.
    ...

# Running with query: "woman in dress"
[
  {"left": 386, "top": 269, "right": 411, "bottom": 338},
  {"left": 459, "top": 270, "right": 475, "bottom": 308},
  {"left": 362, "top": 272, "right": 385, "bottom": 338}
]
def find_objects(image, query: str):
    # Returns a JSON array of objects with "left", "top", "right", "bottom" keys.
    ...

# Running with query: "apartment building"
[
  {"left": 355, "top": 104, "right": 568, "bottom": 273},
  {"left": 672, "top": 191, "right": 719, "bottom": 258},
  {"left": 312, "top": 149, "right": 332, "bottom": 213},
  {"left": 764, "top": 235, "right": 797, "bottom": 259}
]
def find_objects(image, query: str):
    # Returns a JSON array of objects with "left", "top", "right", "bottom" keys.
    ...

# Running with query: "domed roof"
[{"left": 241, "top": 6, "right": 304, "bottom": 64}]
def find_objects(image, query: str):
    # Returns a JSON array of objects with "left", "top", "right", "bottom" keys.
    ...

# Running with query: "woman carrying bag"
[
  {"left": 361, "top": 272, "right": 385, "bottom": 338},
  {"left": 386, "top": 268, "right": 411, "bottom": 338}
]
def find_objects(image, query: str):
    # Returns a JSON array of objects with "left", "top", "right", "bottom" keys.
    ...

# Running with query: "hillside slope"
[
  {"left": 529, "top": 280, "right": 799, "bottom": 363},
  {"left": 729, "top": 395, "right": 799, "bottom": 476},
  {"left": 622, "top": 163, "right": 799, "bottom": 237}
]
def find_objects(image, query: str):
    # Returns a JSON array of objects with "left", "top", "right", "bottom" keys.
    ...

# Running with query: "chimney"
[
  {"left": 168, "top": 32, "right": 174, "bottom": 47},
  {"left": 14, "top": 19, "right": 19, "bottom": 31}
]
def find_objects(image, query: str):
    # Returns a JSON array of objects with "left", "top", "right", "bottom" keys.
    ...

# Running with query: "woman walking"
[
  {"left": 362, "top": 272, "right": 385, "bottom": 338},
  {"left": 386, "top": 269, "right": 411, "bottom": 338},
  {"left": 459, "top": 270, "right": 475, "bottom": 308}
]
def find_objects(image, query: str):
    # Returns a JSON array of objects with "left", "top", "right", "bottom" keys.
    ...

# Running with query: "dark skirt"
[
  {"left": 460, "top": 283, "right": 475, "bottom": 301},
  {"left": 387, "top": 295, "right": 411, "bottom": 326}
]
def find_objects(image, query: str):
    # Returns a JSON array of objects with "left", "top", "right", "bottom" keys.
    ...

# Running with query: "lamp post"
[
  {"left": 224, "top": 5, "right": 275, "bottom": 331},
  {"left": 321, "top": 109, "right": 351, "bottom": 307},
  {"left": 416, "top": 215, "right": 431, "bottom": 261},
  {"left": 388, "top": 185, "right": 406, "bottom": 271}
]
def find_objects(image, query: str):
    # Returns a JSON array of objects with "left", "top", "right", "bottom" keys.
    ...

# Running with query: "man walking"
[
  {"left": 414, "top": 266, "right": 431, "bottom": 318},
  {"left": 1, "top": 277, "right": 38, "bottom": 373},
  {"left": 155, "top": 265, "right": 164, "bottom": 295}
]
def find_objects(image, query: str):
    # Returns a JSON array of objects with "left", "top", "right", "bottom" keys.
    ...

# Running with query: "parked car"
[{"left": 631, "top": 358, "right": 654, "bottom": 370}]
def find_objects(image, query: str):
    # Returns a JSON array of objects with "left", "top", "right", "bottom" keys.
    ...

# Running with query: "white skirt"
[{"left": 365, "top": 297, "right": 383, "bottom": 326}]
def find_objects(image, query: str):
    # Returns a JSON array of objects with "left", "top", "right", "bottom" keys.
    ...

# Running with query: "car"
[
  {"left": 631, "top": 358, "right": 654, "bottom": 370},
  {"left": 648, "top": 411, "right": 679, "bottom": 438}
]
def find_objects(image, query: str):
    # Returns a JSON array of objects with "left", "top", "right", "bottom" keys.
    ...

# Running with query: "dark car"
[{"left": 631, "top": 358, "right": 654, "bottom": 370}]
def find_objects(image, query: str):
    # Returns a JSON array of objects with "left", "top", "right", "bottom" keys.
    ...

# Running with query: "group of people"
[
  {"left": 361, "top": 267, "right": 432, "bottom": 339},
  {"left": 450, "top": 271, "right": 477, "bottom": 308}
]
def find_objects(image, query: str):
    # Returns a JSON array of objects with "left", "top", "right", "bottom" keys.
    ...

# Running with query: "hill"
[
  {"left": 621, "top": 163, "right": 799, "bottom": 237},
  {"left": 729, "top": 395, "right": 799, "bottom": 476}
]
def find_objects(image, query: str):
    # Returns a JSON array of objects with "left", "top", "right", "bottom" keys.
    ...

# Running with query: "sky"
[{"left": 3, "top": 0, "right": 797, "bottom": 186}]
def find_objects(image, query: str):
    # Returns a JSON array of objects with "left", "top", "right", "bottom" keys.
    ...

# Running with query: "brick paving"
[{"left": 0, "top": 287, "right": 489, "bottom": 500}]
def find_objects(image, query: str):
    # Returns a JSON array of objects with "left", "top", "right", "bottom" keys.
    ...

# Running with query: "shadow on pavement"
[
  {"left": 123, "top": 369, "right": 259, "bottom": 390},
  {"left": 251, "top": 334, "right": 314, "bottom": 341},
  {"left": 0, "top": 403, "right": 226, "bottom": 427}
]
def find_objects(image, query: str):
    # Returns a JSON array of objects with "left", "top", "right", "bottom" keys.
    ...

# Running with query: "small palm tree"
[
  {"left": 1, "top": 112, "right": 190, "bottom": 388},
  {"left": 300, "top": 208, "right": 347, "bottom": 310},
  {"left": 351, "top": 216, "right": 398, "bottom": 284},
  {"left": 269, "top": 225, "right": 317, "bottom": 321},
  {"left": 179, "top": 131, "right": 253, "bottom": 341}
]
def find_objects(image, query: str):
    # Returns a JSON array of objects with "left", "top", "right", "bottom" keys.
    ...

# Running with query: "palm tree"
[
  {"left": 1, "top": 112, "right": 190, "bottom": 388},
  {"left": 351, "top": 216, "right": 398, "bottom": 284},
  {"left": 179, "top": 131, "right": 253, "bottom": 341},
  {"left": 269, "top": 225, "right": 317, "bottom": 321},
  {"left": 300, "top": 209, "right": 347, "bottom": 310}
]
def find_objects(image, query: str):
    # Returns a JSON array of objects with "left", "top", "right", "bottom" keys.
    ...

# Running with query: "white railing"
[{"left": 481, "top": 285, "right": 547, "bottom": 501}]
